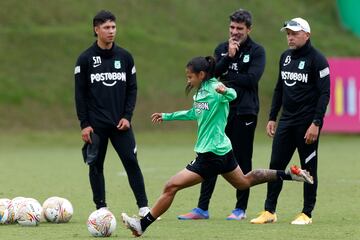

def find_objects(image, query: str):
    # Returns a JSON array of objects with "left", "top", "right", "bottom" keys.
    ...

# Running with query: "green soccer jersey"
[{"left": 162, "top": 78, "right": 237, "bottom": 155}]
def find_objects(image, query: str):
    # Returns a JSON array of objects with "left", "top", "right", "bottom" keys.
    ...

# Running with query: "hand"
[
  {"left": 304, "top": 123, "right": 319, "bottom": 144},
  {"left": 151, "top": 113, "right": 163, "bottom": 124},
  {"left": 117, "top": 118, "right": 130, "bottom": 131},
  {"left": 81, "top": 126, "right": 94, "bottom": 143},
  {"left": 266, "top": 121, "right": 276, "bottom": 137},
  {"left": 228, "top": 37, "right": 240, "bottom": 58},
  {"left": 215, "top": 83, "right": 227, "bottom": 94}
]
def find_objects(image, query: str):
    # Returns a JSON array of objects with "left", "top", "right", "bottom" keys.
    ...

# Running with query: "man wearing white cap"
[{"left": 250, "top": 17, "right": 330, "bottom": 225}]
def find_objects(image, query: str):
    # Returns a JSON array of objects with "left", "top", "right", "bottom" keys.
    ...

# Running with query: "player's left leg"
[
  {"left": 292, "top": 124, "right": 320, "bottom": 224},
  {"left": 122, "top": 169, "right": 203, "bottom": 237},
  {"left": 110, "top": 127, "right": 148, "bottom": 209},
  {"left": 222, "top": 165, "right": 314, "bottom": 191}
]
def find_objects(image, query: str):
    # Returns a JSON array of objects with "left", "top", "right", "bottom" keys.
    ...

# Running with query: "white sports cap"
[{"left": 280, "top": 17, "right": 311, "bottom": 33}]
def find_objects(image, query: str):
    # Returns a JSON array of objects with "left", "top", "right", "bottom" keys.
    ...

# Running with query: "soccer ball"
[
  {"left": 87, "top": 208, "right": 117, "bottom": 237},
  {"left": 16, "top": 198, "right": 42, "bottom": 226},
  {"left": 42, "top": 197, "right": 73, "bottom": 223},
  {"left": 0, "top": 198, "right": 11, "bottom": 224},
  {"left": 5, "top": 197, "right": 26, "bottom": 224}
]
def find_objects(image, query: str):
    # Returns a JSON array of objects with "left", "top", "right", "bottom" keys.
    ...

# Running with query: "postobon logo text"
[
  {"left": 281, "top": 71, "right": 308, "bottom": 87},
  {"left": 194, "top": 102, "right": 210, "bottom": 110},
  {"left": 90, "top": 72, "right": 126, "bottom": 86}
]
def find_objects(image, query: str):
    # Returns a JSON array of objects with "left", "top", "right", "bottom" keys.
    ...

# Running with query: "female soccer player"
[{"left": 121, "top": 56, "right": 313, "bottom": 237}]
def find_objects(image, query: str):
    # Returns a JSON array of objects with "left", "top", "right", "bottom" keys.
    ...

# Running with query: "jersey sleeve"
[
  {"left": 162, "top": 108, "right": 196, "bottom": 121},
  {"left": 218, "top": 86, "right": 237, "bottom": 103},
  {"left": 268, "top": 55, "right": 284, "bottom": 121},
  {"left": 313, "top": 53, "right": 330, "bottom": 123},
  {"left": 124, "top": 52, "right": 137, "bottom": 122},
  {"left": 74, "top": 54, "right": 90, "bottom": 129}
]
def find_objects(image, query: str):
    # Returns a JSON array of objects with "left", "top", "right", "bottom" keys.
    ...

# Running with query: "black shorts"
[{"left": 186, "top": 150, "right": 238, "bottom": 180}]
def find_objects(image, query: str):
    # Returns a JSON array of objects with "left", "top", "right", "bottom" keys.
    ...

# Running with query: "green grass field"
[{"left": 0, "top": 130, "right": 359, "bottom": 239}]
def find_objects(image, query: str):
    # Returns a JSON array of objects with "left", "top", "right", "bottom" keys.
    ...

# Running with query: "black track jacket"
[
  {"left": 269, "top": 40, "right": 330, "bottom": 126},
  {"left": 214, "top": 37, "right": 265, "bottom": 116},
  {"left": 75, "top": 42, "right": 137, "bottom": 129}
]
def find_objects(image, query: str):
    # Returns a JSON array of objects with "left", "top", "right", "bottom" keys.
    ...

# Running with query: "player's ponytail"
[{"left": 205, "top": 56, "right": 215, "bottom": 79}]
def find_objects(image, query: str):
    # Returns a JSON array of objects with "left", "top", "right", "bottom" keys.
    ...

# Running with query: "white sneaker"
[
  {"left": 138, "top": 207, "right": 151, "bottom": 218},
  {"left": 121, "top": 213, "right": 143, "bottom": 237},
  {"left": 287, "top": 165, "right": 314, "bottom": 184}
]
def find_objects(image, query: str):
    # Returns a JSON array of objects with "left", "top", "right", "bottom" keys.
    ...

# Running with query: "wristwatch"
[{"left": 312, "top": 119, "right": 321, "bottom": 126}]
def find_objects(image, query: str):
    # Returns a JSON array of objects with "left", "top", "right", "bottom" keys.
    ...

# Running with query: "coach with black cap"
[{"left": 251, "top": 17, "right": 330, "bottom": 225}]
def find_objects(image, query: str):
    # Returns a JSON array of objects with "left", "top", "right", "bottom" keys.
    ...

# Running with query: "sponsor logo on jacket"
[
  {"left": 281, "top": 71, "right": 308, "bottom": 86},
  {"left": 194, "top": 102, "right": 210, "bottom": 110},
  {"left": 90, "top": 72, "right": 126, "bottom": 86}
]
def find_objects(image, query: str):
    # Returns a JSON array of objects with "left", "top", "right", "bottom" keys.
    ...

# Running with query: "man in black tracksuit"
[
  {"left": 251, "top": 17, "right": 330, "bottom": 225},
  {"left": 74, "top": 10, "right": 149, "bottom": 216},
  {"left": 178, "top": 9, "right": 265, "bottom": 220}
]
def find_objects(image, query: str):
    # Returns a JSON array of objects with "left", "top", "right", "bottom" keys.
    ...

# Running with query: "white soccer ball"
[
  {"left": 42, "top": 197, "right": 73, "bottom": 223},
  {"left": 5, "top": 197, "right": 26, "bottom": 224},
  {"left": 87, "top": 208, "right": 117, "bottom": 237},
  {"left": 0, "top": 198, "right": 11, "bottom": 224},
  {"left": 16, "top": 198, "right": 42, "bottom": 226}
]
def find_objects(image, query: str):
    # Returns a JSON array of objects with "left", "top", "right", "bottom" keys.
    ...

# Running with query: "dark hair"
[
  {"left": 185, "top": 56, "right": 215, "bottom": 94},
  {"left": 93, "top": 10, "right": 116, "bottom": 37},
  {"left": 229, "top": 9, "right": 252, "bottom": 28}
]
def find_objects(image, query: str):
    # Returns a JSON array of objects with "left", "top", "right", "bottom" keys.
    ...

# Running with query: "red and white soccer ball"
[
  {"left": 0, "top": 198, "right": 11, "bottom": 224},
  {"left": 15, "top": 198, "right": 42, "bottom": 226},
  {"left": 87, "top": 208, "right": 117, "bottom": 237},
  {"left": 42, "top": 196, "right": 73, "bottom": 223}
]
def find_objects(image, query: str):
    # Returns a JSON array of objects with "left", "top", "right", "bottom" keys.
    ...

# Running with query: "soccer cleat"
[
  {"left": 226, "top": 208, "right": 246, "bottom": 220},
  {"left": 177, "top": 208, "right": 209, "bottom": 220},
  {"left": 287, "top": 165, "right": 314, "bottom": 184},
  {"left": 291, "top": 213, "right": 312, "bottom": 225},
  {"left": 121, "top": 213, "right": 143, "bottom": 237},
  {"left": 250, "top": 211, "right": 277, "bottom": 224}
]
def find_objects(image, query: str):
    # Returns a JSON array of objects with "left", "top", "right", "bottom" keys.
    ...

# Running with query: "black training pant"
[
  {"left": 265, "top": 122, "right": 319, "bottom": 217},
  {"left": 89, "top": 127, "right": 148, "bottom": 209},
  {"left": 197, "top": 114, "right": 257, "bottom": 211}
]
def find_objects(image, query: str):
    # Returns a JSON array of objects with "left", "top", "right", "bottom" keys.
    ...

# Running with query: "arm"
[
  {"left": 313, "top": 54, "right": 330, "bottom": 124},
  {"left": 215, "top": 45, "right": 266, "bottom": 90},
  {"left": 123, "top": 53, "right": 137, "bottom": 122},
  {"left": 150, "top": 109, "right": 196, "bottom": 124},
  {"left": 214, "top": 43, "right": 231, "bottom": 77},
  {"left": 162, "top": 108, "right": 196, "bottom": 121},
  {"left": 304, "top": 54, "right": 330, "bottom": 144},
  {"left": 268, "top": 58, "right": 284, "bottom": 121},
  {"left": 215, "top": 83, "right": 237, "bottom": 102},
  {"left": 228, "top": 46, "right": 265, "bottom": 90},
  {"left": 74, "top": 55, "right": 91, "bottom": 129}
]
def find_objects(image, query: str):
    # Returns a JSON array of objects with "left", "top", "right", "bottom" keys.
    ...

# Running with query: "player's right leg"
[{"left": 89, "top": 128, "right": 109, "bottom": 209}]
